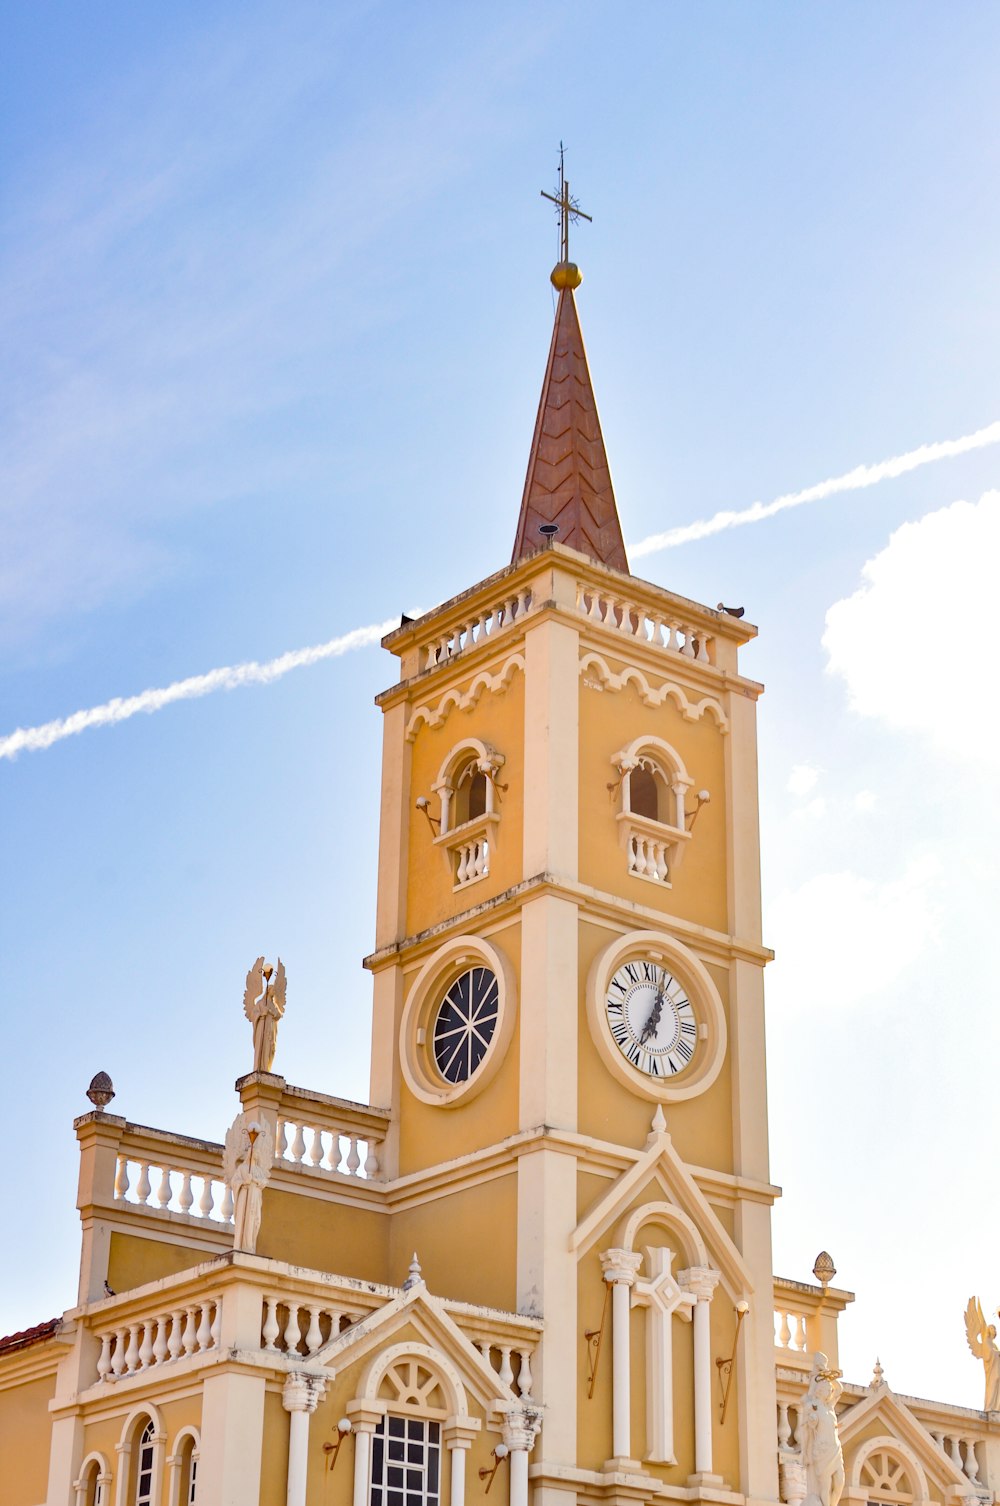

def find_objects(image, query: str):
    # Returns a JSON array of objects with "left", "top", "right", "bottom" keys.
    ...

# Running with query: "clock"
[
  {"left": 400, "top": 936, "right": 516, "bottom": 1107},
  {"left": 605, "top": 959, "right": 697, "bottom": 1080},
  {"left": 586, "top": 930, "right": 727, "bottom": 1102},
  {"left": 432, "top": 966, "right": 500, "bottom": 1084}
]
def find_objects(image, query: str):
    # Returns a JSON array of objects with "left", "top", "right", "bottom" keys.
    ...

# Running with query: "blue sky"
[{"left": 3, "top": 1, "right": 1000, "bottom": 1405}]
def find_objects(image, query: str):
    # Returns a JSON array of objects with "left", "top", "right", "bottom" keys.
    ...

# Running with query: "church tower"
[{"left": 365, "top": 178, "right": 777, "bottom": 1505}]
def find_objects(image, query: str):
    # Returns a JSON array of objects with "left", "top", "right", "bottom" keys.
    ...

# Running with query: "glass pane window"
[
  {"left": 370, "top": 1415, "right": 441, "bottom": 1506},
  {"left": 135, "top": 1421, "right": 156, "bottom": 1506}
]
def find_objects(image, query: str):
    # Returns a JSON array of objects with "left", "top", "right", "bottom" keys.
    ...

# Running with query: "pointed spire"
[{"left": 511, "top": 284, "right": 629, "bottom": 573}]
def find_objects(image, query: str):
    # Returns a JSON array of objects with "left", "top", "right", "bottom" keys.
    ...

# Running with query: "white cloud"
[
  {"left": 823, "top": 491, "right": 1000, "bottom": 766},
  {"left": 854, "top": 789, "right": 877, "bottom": 812},
  {"left": 765, "top": 858, "right": 938, "bottom": 1014},
  {"left": 795, "top": 796, "right": 827, "bottom": 821},
  {"left": 787, "top": 763, "right": 821, "bottom": 796}
]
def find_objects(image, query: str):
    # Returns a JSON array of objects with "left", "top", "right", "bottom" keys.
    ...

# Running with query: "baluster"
[
  {"left": 135, "top": 1163, "right": 152, "bottom": 1206},
  {"left": 575, "top": 584, "right": 586, "bottom": 614},
  {"left": 778, "top": 1310, "right": 791, "bottom": 1348},
  {"left": 363, "top": 1141, "right": 379, "bottom": 1178},
  {"left": 156, "top": 1166, "right": 172, "bottom": 1208},
  {"left": 210, "top": 1299, "right": 221, "bottom": 1349},
  {"left": 262, "top": 1297, "right": 280, "bottom": 1351},
  {"left": 114, "top": 1156, "right": 130, "bottom": 1201},
  {"left": 111, "top": 1327, "right": 129, "bottom": 1378},
  {"left": 283, "top": 1305, "right": 304, "bottom": 1354},
  {"left": 516, "top": 1349, "right": 533, "bottom": 1397},
  {"left": 777, "top": 1404, "right": 791, "bottom": 1450},
  {"left": 964, "top": 1441, "right": 981, "bottom": 1483},
  {"left": 152, "top": 1316, "right": 169, "bottom": 1366},
  {"left": 182, "top": 1307, "right": 198, "bottom": 1357},
  {"left": 97, "top": 1332, "right": 113, "bottom": 1381},
  {"left": 198, "top": 1177, "right": 216, "bottom": 1219},
  {"left": 654, "top": 843, "right": 668, "bottom": 883},
  {"left": 588, "top": 591, "right": 603, "bottom": 622},
  {"left": 794, "top": 1315, "right": 807, "bottom": 1351},
  {"left": 930, "top": 1432, "right": 944, "bottom": 1451},
  {"left": 498, "top": 1347, "right": 514, "bottom": 1388},
  {"left": 949, "top": 1437, "right": 963, "bottom": 1470},
  {"left": 456, "top": 845, "right": 469, "bottom": 885},
  {"left": 196, "top": 1304, "right": 212, "bottom": 1352},
  {"left": 290, "top": 1123, "right": 307, "bottom": 1164},
  {"left": 518, "top": 588, "right": 531, "bottom": 617},
  {"left": 346, "top": 1137, "right": 361, "bottom": 1177},
  {"left": 277, "top": 1121, "right": 290, "bottom": 1160},
  {"left": 124, "top": 1326, "right": 141, "bottom": 1375},
  {"left": 789, "top": 1406, "right": 800, "bottom": 1450},
  {"left": 468, "top": 616, "right": 480, "bottom": 646},
  {"left": 666, "top": 621, "right": 680, "bottom": 652},
  {"left": 697, "top": 633, "right": 711, "bottom": 664},
  {"left": 328, "top": 1308, "right": 345, "bottom": 1339},
  {"left": 308, "top": 1127, "right": 325, "bottom": 1167},
  {"left": 327, "top": 1134, "right": 343, "bottom": 1173},
  {"left": 178, "top": 1172, "right": 194, "bottom": 1215},
  {"left": 680, "top": 625, "right": 696, "bottom": 657},
  {"left": 168, "top": 1309, "right": 184, "bottom": 1361},
  {"left": 221, "top": 1184, "right": 234, "bottom": 1222},
  {"left": 305, "top": 1307, "right": 324, "bottom": 1355},
  {"left": 649, "top": 615, "right": 666, "bottom": 648},
  {"left": 477, "top": 1340, "right": 492, "bottom": 1363}
]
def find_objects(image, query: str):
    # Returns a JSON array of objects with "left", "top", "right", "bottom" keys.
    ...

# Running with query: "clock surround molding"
[{"left": 585, "top": 928, "right": 727, "bottom": 1102}]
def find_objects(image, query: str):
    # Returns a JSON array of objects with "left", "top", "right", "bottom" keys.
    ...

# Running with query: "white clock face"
[{"left": 605, "top": 959, "right": 697, "bottom": 1079}]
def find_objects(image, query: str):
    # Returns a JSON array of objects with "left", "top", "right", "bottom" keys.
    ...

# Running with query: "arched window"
[
  {"left": 628, "top": 760, "right": 666, "bottom": 823},
  {"left": 169, "top": 1431, "right": 199, "bottom": 1506},
  {"left": 133, "top": 1419, "right": 156, "bottom": 1506},
  {"left": 452, "top": 758, "right": 489, "bottom": 827},
  {"left": 860, "top": 1448, "right": 916, "bottom": 1506},
  {"left": 611, "top": 737, "right": 701, "bottom": 886},
  {"left": 75, "top": 1455, "right": 110, "bottom": 1506},
  {"left": 369, "top": 1358, "right": 449, "bottom": 1506},
  {"left": 430, "top": 741, "right": 505, "bottom": 889}
]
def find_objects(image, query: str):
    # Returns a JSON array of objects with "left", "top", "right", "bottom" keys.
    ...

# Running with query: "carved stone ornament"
[
  {"left": 243, "top": 956, "right": 286, "bottom": 1073},
  {"left": 965, "top": 1296, "right": 1000, "bottom": 1411},
  {"left": 222, "top": 1111, "right": 275, "bottom": 1255}
]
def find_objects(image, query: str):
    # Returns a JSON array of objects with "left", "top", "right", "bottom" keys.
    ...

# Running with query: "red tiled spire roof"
[{"left": 511, "top": 285, "right": 628, "bottom": 572}]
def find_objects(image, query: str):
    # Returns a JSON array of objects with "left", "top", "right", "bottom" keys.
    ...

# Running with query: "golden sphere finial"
[{"left": 550, "top": 261, "right": 583, "bottom": 290}]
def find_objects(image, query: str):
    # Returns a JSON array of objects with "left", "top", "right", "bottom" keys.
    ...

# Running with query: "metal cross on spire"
[{"left": 541, "top": 142, "right": 592, "bottom": 266}]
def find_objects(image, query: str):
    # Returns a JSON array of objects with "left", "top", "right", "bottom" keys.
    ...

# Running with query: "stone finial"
[
  {"left": 813, "top": 1250, "right": 836, "bottom": 1287},
  {"left": 646, "top": 1105, "right": 667, "bottom": 1146},
  {"left": 870, "top": 1357, "right": 884, "bottom": 1390},
  {"left": 403, "top": 1252, "right": 423, "bottom": 1292},
  {"left": 86, "top": 1071, "right": 115, "bottom": 1109}
]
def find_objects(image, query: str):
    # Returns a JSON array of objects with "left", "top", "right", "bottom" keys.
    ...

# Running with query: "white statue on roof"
[
  {"left": 965, "top": 1297, "right": 1000, "bottom": 1411},
  {"left": 799, "top": 1352, "right": 845, "bottom": 1506},
  {"left": 222, "top": 1111, "right": 274, "bottom": 1254},
  {"left": 243, "top": 956, "right": 286, "bottom": 1073}
]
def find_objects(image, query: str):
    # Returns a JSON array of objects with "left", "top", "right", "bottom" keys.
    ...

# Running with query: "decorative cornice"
[
  {"left": 406, "top": 654, "right": 525, "bottom": 741},
  {"left": 580, "top": 652, "right": 728, "bottom": 729}
]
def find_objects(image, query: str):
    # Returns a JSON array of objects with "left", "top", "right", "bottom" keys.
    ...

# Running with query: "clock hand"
[{"left": 638, "top": 982, "right": 665, "bottom": 1045}]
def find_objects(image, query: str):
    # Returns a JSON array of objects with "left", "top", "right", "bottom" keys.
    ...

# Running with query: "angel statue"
[
  {"left": 965, "top": 1297, "right": 1000, "bottom": 1411},
  {"left": 798, "top": 1352, "right": 845, "bottom": 1506},
  {"left": 222, "top": 1111, "right": 275, "bottom": 1254},
  {"left": 243, "top": 956, "right": 286, "bottom": 1073}
]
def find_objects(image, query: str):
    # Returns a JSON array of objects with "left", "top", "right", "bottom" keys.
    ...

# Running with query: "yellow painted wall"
[
  {"left": 389, "top": 1171, "right": 518, "bottom": 1311},
  {"left": 404, "top": 670, "right": 525, "bottom": 939},
  {"left": 578, "top": 669, "right": 729, "bottom": 936},
  {"left": 256, "top": 1191, "right": 390, "bottom": 1284},
  {"left": 0, "top": 1371, "right": 55, "bottom": 1505},
  {"left": 108, "top": 1231, "right": 209, "bottom": 1292},
  {"left": 260, "top": 1385, "right": 291, "bottom": 1506}
]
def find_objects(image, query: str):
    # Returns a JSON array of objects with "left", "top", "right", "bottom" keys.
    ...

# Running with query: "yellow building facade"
[{"left": 2, "top": 259, "right": 996, "bottom": 1506}]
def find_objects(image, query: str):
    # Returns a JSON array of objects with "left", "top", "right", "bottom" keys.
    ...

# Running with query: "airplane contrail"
[
  {"left": 4, "top": 417, "right": 1000, "bottom": 763},
  {"left": 629, "top": 418, "right": 1000, "bottom": 558},
  {"left": 0, "top": 618, "right": 399, "bottom": 762}
]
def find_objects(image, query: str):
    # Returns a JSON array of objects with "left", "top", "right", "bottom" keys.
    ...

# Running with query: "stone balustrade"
[
  {"left": 473, "top": 1339, "right": 535, "bottom": 1397},
  {"left": 774, "top": 1307, "right": 809, "bottom": 1353},
  {"left": 114, "top": 1154, "right": 233, "bottom": 1224},
  {"left": 627, "top": 830, "right": 671, "bottom": 883},
  {"left": 422, "top": 588, "right": 533, "bottom": 670},
  {"left": 96, "top": 1297, "right": 221, "bottom": 1382},
  {"left": 930, "top": 1431, "right": 984, "bottom": 1485},
  {"left": 260, "top": 1297, "right": 358, "bottom": 1357},
  {"left": 453, "top": 833, "right": 490, "bottom": 886},
  {"left": 276, "top": 1118, "right": 381, "bottom": 1179},
  {"left": 576, "top": 583, "right": 715, "bottom": 664}
]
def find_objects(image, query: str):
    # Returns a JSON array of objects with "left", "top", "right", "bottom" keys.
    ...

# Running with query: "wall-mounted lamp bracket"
[
  {"left": 479, "top": 1444, "right": 509, "bottom": 1493},
  {"left": 584, "top": 1280, "right": 611, "bottom": 1399},
  {"left": 715, "top": 1301, "right": 749, "bottom": 1423},
  {"left": 323, "top": 1418, "right": 353, "bottom": 1471}
]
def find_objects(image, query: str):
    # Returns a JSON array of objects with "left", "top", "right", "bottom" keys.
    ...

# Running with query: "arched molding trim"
[
  {"left": 358, "top": 1341, "right": 469, "bottom": 1419},
  {"left": 406, "top": 655, "right": 525, "bottom": 741},
  {"left": 851, "top": 1436, "right": 929, "bottom": 1502},
  {"left": 579, "top": 652, "right": 728, "bottom": 730},
  {"left": 619, "top": 1200, "right": 709, "bottom": 1270},
  {"left": 165, "top": 1428, "right": 200, "bottom": 1506},
  {"left": 74, "top": 1452, "right": 112, "bottom": 1506},
  {"left": 586, "top": 929, "right": 728, "bottom": 1103},
  {"left": 400, "top": 934, "right": 517, "bottom": 1107}
]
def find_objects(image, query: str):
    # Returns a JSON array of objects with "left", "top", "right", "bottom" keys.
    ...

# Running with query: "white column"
[
  {"left": 501, "top": 1407, "right": 542, "bottom": 1506},
  {"left": 600, "top": 1249, "right": 643, "bottom": 1463},
  {"left": 679, "top": 1266, "right": 721, "bottom": 1480},
  {"left": 351, "top": 1425, "right": 374, "bottom": 1506},
  {"left": 282, "top": 1374, "right": 325, "bottom": 1506},
  {"left": 632, "top": 1248, "right": 695, "bottom": 1465}
]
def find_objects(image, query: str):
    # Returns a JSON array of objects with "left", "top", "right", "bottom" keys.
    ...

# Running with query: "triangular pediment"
[
  {"left": 569, "top": 1121, "right": 753, "bottom": 1299},
  {"left": 311, "top": 1280, "right": 521, "bottom": 1419},
  {"left": 838, "top": 1383, "right": 974, "bottom": 1500}
]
